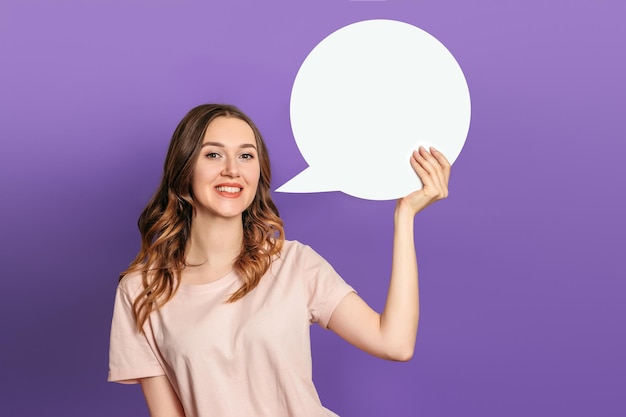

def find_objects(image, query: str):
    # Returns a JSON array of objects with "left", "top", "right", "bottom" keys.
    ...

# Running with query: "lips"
[
  {"left": 215, "top": 183, "right": 243, "bottom": 198},
  {"left": 215, "top": 186, "right": 242, "bottom": 193}
]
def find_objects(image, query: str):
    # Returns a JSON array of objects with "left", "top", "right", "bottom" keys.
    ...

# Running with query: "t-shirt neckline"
[{"left": 178, "top": 270, "right": 239, "bottom": 293}]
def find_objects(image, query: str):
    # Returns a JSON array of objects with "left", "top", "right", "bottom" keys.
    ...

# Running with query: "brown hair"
[{"left": 121, "top": 104, "right": 284, "bottom": 330}]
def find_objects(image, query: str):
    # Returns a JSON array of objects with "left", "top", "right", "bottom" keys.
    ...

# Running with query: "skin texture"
[
  {"left": 327, "top": 146, "right": 450, "bottom": 361},
  {"left": 182, "top": 116, "right": 262, "bottom": 286},
  {"left": 140, "top": 376, "right": 185, "bottom": 417},
  {"left": 190, "top": 116, "right": 260, "bottom": 223},
  {"left": 139, "top": 143, "right": 451, "bottom": 415}
]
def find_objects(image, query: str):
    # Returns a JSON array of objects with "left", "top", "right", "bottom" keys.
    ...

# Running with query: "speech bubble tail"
[{"left": 275, "top": 167, "right": 338, "bottom": 194}]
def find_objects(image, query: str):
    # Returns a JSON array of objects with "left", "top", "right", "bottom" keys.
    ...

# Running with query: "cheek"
[
  {"left": 192, "top": 163, "right": 218, "bottom": 184},
  {"left": 190, "top": 172, "right": 203, "bottom": 190},
  {"left": 246, "top": 168, "right": 261, "bottom": 200},
  {"left": 190, "top": 170, "right": 214, "bottom": 197},
  {"left": 248, "top": 163, "right": 261, "bottom": 185}
]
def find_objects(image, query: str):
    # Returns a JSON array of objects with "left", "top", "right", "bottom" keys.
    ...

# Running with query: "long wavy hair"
[{"left": 121, "top": 104, "right": 285, "bottom": 331}]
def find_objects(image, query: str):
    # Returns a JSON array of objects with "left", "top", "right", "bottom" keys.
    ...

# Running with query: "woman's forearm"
[
  {"left": 327, "top": 147, "right": 449, "bottom": 361},
  {"left": 379, "top": 203, "right": 419, "bottom": 361}
]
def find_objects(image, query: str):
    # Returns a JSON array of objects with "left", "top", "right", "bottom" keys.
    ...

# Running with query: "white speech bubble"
[{"left": 276, "top": 19, "right": 471, "bottom": 200}]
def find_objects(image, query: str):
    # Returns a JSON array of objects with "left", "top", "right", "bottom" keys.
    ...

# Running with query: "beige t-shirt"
[{"left": 108, "top": 240, "right": 354, "bottom": 417}]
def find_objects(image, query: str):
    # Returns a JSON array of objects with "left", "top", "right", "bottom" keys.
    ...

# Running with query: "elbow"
[
  {"left": 384, "top": 344, "right": 415, "bottom": 362},
  {"left": 379, "top": 331, "right": 417, "bottom": 362},
  {"left": 390, "top": 349, "right": 414, "bottom": 362}
]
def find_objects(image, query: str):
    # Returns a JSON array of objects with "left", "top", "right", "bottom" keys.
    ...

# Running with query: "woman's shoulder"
[
  {"left": 279, "top": 239, "right": 308, "bottom": 255},
  {"left": 117, "top": 270, "right": 145, "bottom": 296},
  {"left": 278, "top": 239, "right": 327, "bottom": 265}
]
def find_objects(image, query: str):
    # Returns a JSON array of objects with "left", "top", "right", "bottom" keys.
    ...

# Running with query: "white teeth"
[{"left": 216, "top": 186, "right": 242, "bottom": 193}]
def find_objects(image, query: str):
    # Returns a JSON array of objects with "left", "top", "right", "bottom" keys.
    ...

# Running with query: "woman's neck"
[{"left": 185, "top": 213, "right": 244, "bottom": 268}]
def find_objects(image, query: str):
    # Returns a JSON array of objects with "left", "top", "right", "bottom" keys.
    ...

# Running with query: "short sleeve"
[
  {"left": 300, "top": 244, "right": 355, "bottom": 329},
  {"left": 108, "top": 279, "right": 165, "bottom": 384}
]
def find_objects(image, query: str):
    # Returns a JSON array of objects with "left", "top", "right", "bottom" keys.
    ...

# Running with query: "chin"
[
  {"left": 212, "top": 204, "right": 251, "bottom": 220},
  {"left": 196, "top": 196, "right": 255, "bottom": 221}
]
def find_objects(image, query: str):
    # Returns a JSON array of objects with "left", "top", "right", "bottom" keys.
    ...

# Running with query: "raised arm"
[
  {"left": 327, "top": 146, "right": 450, "bottom": 361},
  {"left": 140, "top": 376, "right": 186, "bottom": 417}
]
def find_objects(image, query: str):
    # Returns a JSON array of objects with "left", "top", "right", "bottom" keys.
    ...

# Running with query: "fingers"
[
  {"left": 430, "top": 147, "right": 451, "bottom": 184},
  {"left": 411, "top": 149, "right": 438, "bottom": 190},
  {"left": 411, "top": 148, "right": 442, "bottom": 197},
  {"left": 410, "top": 146, "right": 449, "bottom": 199},
  {"left": 409, "top": 152, "right": 430, "bottom": 184}
]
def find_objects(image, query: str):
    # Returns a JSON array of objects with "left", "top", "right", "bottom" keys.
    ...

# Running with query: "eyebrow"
[{"left": 201, "top": 141, "right": 257, "bottom": 150}]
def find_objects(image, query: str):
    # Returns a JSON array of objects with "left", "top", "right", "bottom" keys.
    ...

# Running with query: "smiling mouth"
[{"left": 215, "top": 186, "right": 243, "bottom": 194}]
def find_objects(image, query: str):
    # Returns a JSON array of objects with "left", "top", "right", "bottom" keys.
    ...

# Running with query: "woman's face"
[{"left": 191, "top": 116, "right": 261, "bottom": 221}]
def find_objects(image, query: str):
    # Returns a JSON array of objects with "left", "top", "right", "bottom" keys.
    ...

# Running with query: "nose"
[{"left": 221, "top": 156, "right": 240, "bottom": 178}]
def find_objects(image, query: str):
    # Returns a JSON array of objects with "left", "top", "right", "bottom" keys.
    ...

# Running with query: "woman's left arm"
[{"left": 327, "top": 146, "right": 450, "bottom": 361}]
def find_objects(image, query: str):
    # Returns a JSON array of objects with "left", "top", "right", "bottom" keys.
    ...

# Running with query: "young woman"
[{"left": 108, "top": 104, "right": 450, "bottom": 417}]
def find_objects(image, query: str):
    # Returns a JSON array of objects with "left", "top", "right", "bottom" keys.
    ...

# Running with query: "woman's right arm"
[{"left": 140, "top": 376, "right": 186, "bottom": 417}]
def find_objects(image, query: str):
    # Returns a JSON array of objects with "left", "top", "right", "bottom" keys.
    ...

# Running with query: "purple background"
[{"left": 1, "top": 0, "right": 624, "bottom": 416}]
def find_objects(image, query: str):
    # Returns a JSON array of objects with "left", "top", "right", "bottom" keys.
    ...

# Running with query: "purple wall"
[{"left": 1, "top": 1, "right": 624, "bottom": 416}]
